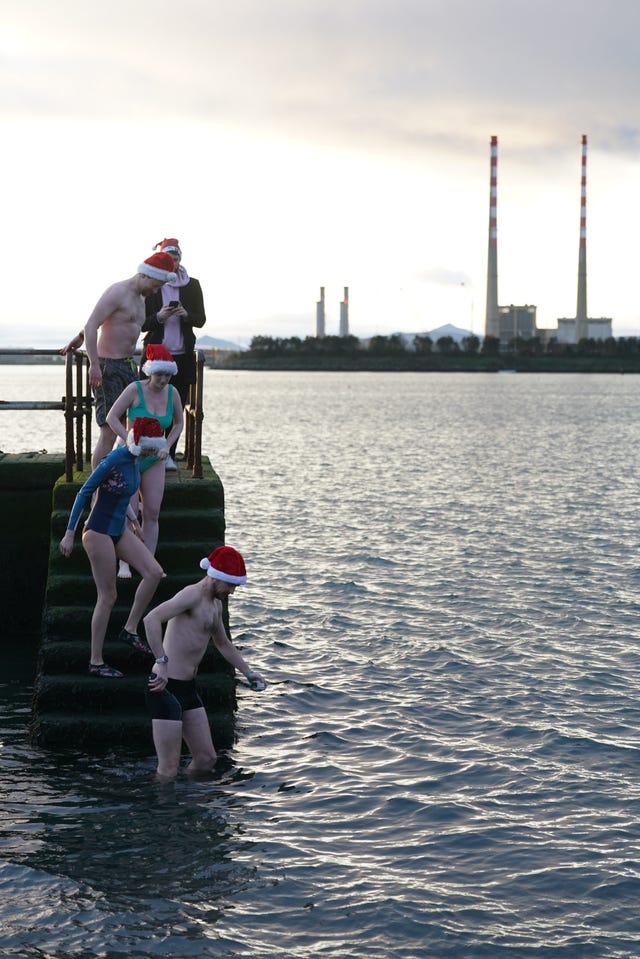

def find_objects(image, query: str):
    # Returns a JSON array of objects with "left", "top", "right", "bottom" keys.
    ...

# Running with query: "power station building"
[
  {"left": 316, "top": 286, "right": 350, "bottom": 337},
  {"left": 484, "top": 134, "right": 612, "bottom": 347}
]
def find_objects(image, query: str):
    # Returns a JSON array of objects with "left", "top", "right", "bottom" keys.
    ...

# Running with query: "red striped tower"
[
  {"left": 316, "top": 286, "right": 325, "bottom": 337},
  {"left": 485, "top": 135, "right": 500, "bottom": 339},
  {"left": 339, "top": 287, "right": 349, "bottom": 336},
  {"left": 576, "top": 135, "right": 588, "bottom": 341}
]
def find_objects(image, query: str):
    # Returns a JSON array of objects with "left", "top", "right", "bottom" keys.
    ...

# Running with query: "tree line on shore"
[{"left": 214, "top": 332, "right": 640, "bottom": 372}]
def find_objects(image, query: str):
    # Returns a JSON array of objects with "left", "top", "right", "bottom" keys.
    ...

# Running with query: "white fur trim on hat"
[
  {"left": 138, "top": 262, "right": 177, "bottom": 282},
  {"left": 199, "top": 557, "right": 247, "bottom": 585},
  {"left": 126, "top": 430, "right": 168, "bottom": 456},
  {"left": 143, "top": 358, "right": 178, "bottom": 376}
]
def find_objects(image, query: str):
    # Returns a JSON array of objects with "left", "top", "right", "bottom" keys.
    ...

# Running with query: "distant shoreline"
[
  {"left": 214, "top": 354, "right": 640, "bottom": 373},
  {"left": 4, "top": 353, "right": 640, "bottom": 374}
]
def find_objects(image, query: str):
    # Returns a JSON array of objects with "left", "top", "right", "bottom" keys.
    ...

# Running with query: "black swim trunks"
[
  {"left": 94, "top": 357, "right": 139, "bottom": 426},
  {"left": 145, "top": 677, "right": 204, "bottom": 721}
]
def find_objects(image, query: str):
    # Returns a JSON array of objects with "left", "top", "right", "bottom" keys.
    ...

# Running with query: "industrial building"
[
  {"left": 484, "top": 134, "right": 612, "bottom": 347},
  {"left": 316, "top": 286, "right": 350, "bottom": 337}
]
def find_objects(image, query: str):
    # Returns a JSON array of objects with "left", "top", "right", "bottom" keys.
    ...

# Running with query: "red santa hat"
[
  {"left": 153, "top": 237, "right": 182, "bottom": 256},
  {"left": 126, "top": 416, "right": 168, "bottom": 456},
  {"left": 200, "top": 546, "right": 247, "bottom": 585},
  {"left": 138, "top": 252, "right": 177, "bottom": 282},
  {"left": 142, "top": 343, "right": 178, "bottom": 377}
]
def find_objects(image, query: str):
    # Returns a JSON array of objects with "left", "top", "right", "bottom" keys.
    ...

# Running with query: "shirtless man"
[
  {"left": 143, "top": 546, "right": 267, "bottom": 780},
  {"left": 61, "top": 252, "right": 177, "bottom": 467}
]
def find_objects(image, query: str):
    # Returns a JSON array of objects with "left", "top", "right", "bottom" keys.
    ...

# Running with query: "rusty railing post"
[
  {"left": 84, "top": 354, "right": 92, "bottom": 466},
  {"left": 192, "top": 351, "right": 204, "bottom": 478},
  {"left": 64, "top": 353, "right": 74, "bottom": 481}
]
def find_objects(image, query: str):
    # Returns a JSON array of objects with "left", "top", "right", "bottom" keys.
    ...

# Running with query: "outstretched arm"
[
  {"left": 59, "top": 331, "right": 85, "bottom": 355},
  {"left": 211, "top": 610, "right": 267, "bottom": 688},
  {"left": 59, "top": 454, "right": 115, "bottom": 556}
]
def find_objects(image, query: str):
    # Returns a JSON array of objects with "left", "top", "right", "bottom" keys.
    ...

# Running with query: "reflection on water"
[{"left": 2, "top": 371, "right": 640, "bottom": 957}]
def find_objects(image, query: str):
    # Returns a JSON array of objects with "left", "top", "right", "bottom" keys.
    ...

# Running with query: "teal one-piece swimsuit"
[{"left": 127, "top": 382, "right": 174, "bottom": 473}]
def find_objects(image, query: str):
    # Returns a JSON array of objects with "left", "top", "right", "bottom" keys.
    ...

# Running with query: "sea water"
[{"left": 1, "top": 368, "right": 640, "bottom": 958}]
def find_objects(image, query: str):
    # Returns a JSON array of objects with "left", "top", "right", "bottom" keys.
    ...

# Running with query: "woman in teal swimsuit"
[{"left": 106, "top": 345, "right": 183, "bottom": 574}]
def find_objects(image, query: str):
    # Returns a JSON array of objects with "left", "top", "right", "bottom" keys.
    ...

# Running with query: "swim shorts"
[
  {"left": 94, "top": 357, "right": 139, "bottom": 426},
  {"left": 145, "top": 677, "right": 204, "bottom": 721}
]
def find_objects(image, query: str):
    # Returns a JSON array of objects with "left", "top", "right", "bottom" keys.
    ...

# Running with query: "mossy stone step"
[
  {"left": 37, "top": 639, "right": 234, "bottom": 675},
  {"left": 44, "top": 541, "right": 224, "bottom": 580},
  {"left": 43, "top": 570, "right": 223, "bottom": 610},
  {"left": 52, "top": 459, "right": 224, "bottom": 510},
  {"left": 29, "top": 709, "right": 236, "bottom": 751},
  {"left": 49, "top": 507, "right": 225, "bottom": 542},
  {"left": 41, "top": 604, "right": 232, "bottom": 651},
  {"left": 33, "top": 672, "right": 237, "bottom": 713},
  {"left": 34, "top": 455, "right": 237, "bottom": 751}
]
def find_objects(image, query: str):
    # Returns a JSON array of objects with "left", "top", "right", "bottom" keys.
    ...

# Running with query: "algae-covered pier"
[{"left": 1, "top": 349, "right": 237, "bottom": 752}]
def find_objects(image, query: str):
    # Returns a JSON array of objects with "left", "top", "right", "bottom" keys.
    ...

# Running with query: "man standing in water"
[
  {"left": 143, "top": 546, "right": 267, "bottom": 780},
  {"left": 61, "top": 252, "right": 177, "bottom": 466}
]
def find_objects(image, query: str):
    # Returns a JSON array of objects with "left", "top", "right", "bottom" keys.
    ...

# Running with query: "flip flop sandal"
[
  {"left": 118, "top": 628, "right": 152, "bottom": 655},
  {"left": 88, "top": 663, "right": 123, "bottom": 678}
]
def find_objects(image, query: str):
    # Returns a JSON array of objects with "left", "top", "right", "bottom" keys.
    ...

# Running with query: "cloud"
[
  {"left": 412, "top": 267, "right": 472, "bottom": 287},
  {"left": 3, "top": 0, "right": 640, "bottom": 160}
]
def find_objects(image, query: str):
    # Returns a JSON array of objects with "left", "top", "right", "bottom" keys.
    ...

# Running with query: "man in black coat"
[{"left": 141, "top": 237, "right": 207, "bottom": 466}]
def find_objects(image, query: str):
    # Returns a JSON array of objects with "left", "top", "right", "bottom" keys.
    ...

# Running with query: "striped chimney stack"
[
  {"left": 316, "top": 286, "right": 325, "bottom": 337},
  {"left": 575, "top": 135, "right": 588, "bottom": 342},
  {"left": 485, "top": 135, "right": 500, "bottom": 340},
  {"left": 339, "top": 287, "right": 349, "bottom": 336}
]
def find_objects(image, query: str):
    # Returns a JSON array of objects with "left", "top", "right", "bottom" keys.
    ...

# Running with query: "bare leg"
[
  {"left": 116, "top": 529, "right": 164, "bottom": 634},
  {"left": 92, "top": 423, "right": 117, "bottom": 469},
  {"left": 82, "top": 530, "right": 118, "bottom": 665},
  {"left": 151, "top": 719, "right": 184, "bottom": 780},
  {"left": 139, "top": 460, "right": 165, "bottom": 556},
  {"left": 118, "top": 492, "right": 140, "bottom": 579},
  {"left": 182, "top": 708, "right": 217, "bottom": 774}
]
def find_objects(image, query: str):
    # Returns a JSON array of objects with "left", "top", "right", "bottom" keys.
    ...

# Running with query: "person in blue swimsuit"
[
  {"left": 106, "top": 344, "right": 183, "bottom": 579},
  {"left": 58, "top": 417, "right": 167, "bottom": 678}
]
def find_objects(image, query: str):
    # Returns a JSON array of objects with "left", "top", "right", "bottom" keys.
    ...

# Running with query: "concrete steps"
[{"left": 31, "top": 456, "right": 236, "bottom": 752}]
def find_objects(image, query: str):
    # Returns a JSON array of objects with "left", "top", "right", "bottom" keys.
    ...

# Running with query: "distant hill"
[
  {"left": 425, "top": 323, "right": 476, "bottom": 344},
  {"left": 196, "top": 335, "right": 247, "bottom": 352},
  {"left": 360, "top": 324, "right": 476, "bottom": 349}
]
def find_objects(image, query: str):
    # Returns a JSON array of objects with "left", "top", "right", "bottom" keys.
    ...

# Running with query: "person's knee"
[
  {"left": 148, "top": 559, "right": 164, "bottom": 582},
  {"left": 96, "top": 584, "right": 118, "bottom": 607},
  {"left": 143, "top": 503, "right": 161, "bottom": 525}
]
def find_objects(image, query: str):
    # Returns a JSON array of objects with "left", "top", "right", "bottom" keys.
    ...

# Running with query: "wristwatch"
[{"left": 155, "top": 655, "right": 169, "bottom": 664}]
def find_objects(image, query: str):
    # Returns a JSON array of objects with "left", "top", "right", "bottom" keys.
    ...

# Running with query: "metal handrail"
[
  {"left": 0, "top": 347, "right": 204, "bottom": 479},
  {"left": 184, "top": 351, "right": 205, "bottom": 479},
  {"left": 0, "top": 349, "right": 92, "bottom": 481}
]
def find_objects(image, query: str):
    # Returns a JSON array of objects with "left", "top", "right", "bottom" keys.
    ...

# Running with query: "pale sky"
[{"left": 1, "top": 0, "right": 639, "bottom": 347}]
